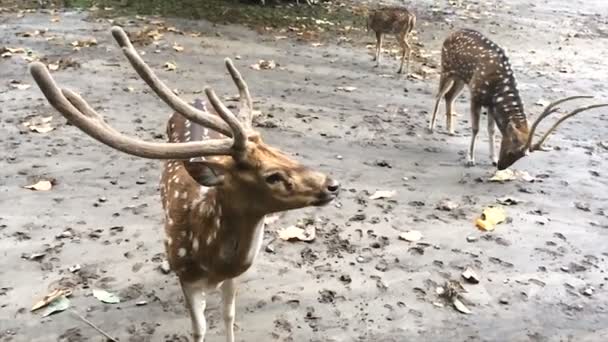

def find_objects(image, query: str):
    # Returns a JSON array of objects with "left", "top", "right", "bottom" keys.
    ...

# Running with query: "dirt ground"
[{"left": 1, "top": 0, "right": 608, "bottom": 341}]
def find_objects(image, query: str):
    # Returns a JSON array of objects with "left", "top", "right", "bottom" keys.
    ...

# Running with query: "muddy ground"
[{"left": 1, "top": 0, "right": 608, "bottom": 341}]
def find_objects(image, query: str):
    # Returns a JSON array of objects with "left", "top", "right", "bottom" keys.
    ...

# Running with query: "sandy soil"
[{"left": 1, "top": 0, "right": 608, "bottom": 341}]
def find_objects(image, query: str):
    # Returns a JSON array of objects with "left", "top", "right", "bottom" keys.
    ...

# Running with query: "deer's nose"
[{"left": 325, "top": 178, "right": 341, "bottom": 193}]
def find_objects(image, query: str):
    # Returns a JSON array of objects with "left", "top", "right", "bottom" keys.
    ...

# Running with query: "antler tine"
[
  {"left": 30, "top": 62, "right": 236, "bottom": 159},
  {"left": 204, "top": 86, "right": 247, "bottom": 155},
  {"left": 530, "top": 103, "right": 608, "bottom": 152},
  {"left": 224, "top": 58, "right": 254, "bottom": 128},
  {"left": 110, "top": 26, "right": 233, "bottom": 137},
  {"left": 526, "top": 95, "right": 594, "bottom": 151}
]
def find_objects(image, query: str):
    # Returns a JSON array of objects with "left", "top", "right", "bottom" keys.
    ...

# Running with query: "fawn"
[
  {"left": 428, "top": 29, "right": 608, "bottom": 169},
  {"left": 367, "top": 6, "right": 416, "bottom": 74},
  {"left": 29, "top": 26, "right": 340, "bottom": 342}
]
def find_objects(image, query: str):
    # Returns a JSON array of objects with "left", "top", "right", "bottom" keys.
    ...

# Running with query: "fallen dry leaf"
[
  {"left": 335, "top": 86, "right": 357, "bottom": 92},
  {"left": 264, "top": 214, "right": 280, "bottom": 225},
  {"left": 399, "top": 230, "right": 422, "bottom": 242},
  {"left": 453, "top": 298, "right": 472, "bottom": 314},
  {"left": 277, "top": 225, "right": 315, "bottom": 242},
  {"left": 490, "top": 169, "right": 534, "bottom": 182},
  {"left": 24, "top": 180, "right": 53, "bottom": 191},
  {"left": 461, "top": 267, "right": 480, "bottom": 284},
  {"left": 164, "top": 62, "right": 177, "bottom": 71},
  {"left": 311, "top": 42, "right": 323, "bottom": 47},
  {"left": 172, "top": 43, "right": 184, "bottom": 52},
  {"left": 369, "top": 190, "right": 396, "bottom": 200},
  {"left": 496, "top": 196, "right": 522, "bottom": 206},
  {"left": 250, "top": 60, "right": 276, "bottom": 70},
  {"left": 31, "top": 288, "right": 72, "bottom": 311},
  {"left": 93, "top": 289, "right": 120, "bottom": 304},
  {"left": 70, "top": 38, "right": 97, "bottom": 49},
  {"left": 9, "top": 80, "right": 31, "bottom": 90},
  {"left": 41, "top": 296, "right": 70, "bottom": 317},
  {"left": 475, "top": 206, "right": 506, "bottom": 231},
  {"left": 23, "top": 116, "right": 54, "bottom": 133}
]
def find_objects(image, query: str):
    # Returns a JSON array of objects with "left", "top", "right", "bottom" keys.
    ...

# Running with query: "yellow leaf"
[
  {"left": 24, "top": 180, "right": 53, "bottom": 191},
  {"left": 475, "top": 206, "right": 506, "bottom": 231},
  {"left": 48, "top": 63, "right": 59, "bottom": 71}
]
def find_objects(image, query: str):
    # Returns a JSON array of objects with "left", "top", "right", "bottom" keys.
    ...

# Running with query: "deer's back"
[
  {"left": 368, "top": 7, "right": 415, "bottom": 34},
  {"left": 441, "top": 29, "right": 518, "bottom": 105}
]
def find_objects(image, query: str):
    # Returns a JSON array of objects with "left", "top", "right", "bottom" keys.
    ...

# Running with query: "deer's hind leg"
[
  {"left": 444, "top": 80, "right": 465, "bottom": 135},
  {"left": 373, "top": 31, "right": 383, "bottom": 66},
  {"left": 429, "top": 74, "right": 455, "bottom": 133},
  {"left": 181, "top": 280, "right": 207, "bottom": 342},
  {"left": 397, "top": 32, "right": 412, "bottom": 74}
]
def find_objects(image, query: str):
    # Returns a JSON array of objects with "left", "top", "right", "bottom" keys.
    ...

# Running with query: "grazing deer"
[
  {"left": 367, "top": 6, "right": 416, "bottom": 74},
  {"left": 29, "top": 26, "right": 340, "bottom": 342},
  {"left": 428, "top": 29, "right": 608, "bottom": 169}
]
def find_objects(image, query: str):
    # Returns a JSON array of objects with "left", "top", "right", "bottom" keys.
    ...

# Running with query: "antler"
[
  {"left": 110, "top": 26, "right": 233, "bottom": 136},
  {"left": 28, "top": 26, "right": 256, "bottom": 160},
  {"left": 526, "top": 96, "right": 608, "bottom": 152},
  {"left": 29, "top": 62, "right": 244, "bottom": 159}
]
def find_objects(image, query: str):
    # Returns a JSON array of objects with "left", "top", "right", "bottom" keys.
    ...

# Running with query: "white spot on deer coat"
[
  {"left": 178, "top": 248, "right": 187, "bottom": 257},
  {"left": 192, "top": 238, "right": 199, "bottom": 252}
]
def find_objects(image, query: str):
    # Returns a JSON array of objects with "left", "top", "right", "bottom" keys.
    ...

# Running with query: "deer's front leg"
[
  {"left": 221, "top": 278, "right": 237, "bottom": 342},
  {"left": 181, "top": 281, "right": 207, "bottom": 342},
  {"left": 467, "top": 100, "right": 482, "bottom": 166}
]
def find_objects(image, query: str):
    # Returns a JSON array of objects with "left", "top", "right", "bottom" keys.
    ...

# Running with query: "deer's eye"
[{"left": 265, "top": 172, "right": 283, "bottom": 185}]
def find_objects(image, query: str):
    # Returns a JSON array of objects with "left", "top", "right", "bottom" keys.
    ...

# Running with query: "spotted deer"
[
  {"left": 367, "top": 6, "right": 416, "bottom": 74},
  {"left": 428, "top": 29, "right": 608, "bottom": 169},
  {"left": 29, "top": 26, "right": 340, "bottom": 342}
]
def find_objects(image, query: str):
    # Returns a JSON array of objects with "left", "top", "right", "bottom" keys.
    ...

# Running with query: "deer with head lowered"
[
  {"left": 367, "top": 6, "right": 416, "bottom": 74},
  {"left": 428, "top": 29, "right": 608, "bottom": 170},
  {"left": 29, "top": 26, "right": 340, "bottom": 342}
]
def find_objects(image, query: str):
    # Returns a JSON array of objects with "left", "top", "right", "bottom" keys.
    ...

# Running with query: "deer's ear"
[{"left": 183, "top": 160, "right": 229, "bottom": 187}]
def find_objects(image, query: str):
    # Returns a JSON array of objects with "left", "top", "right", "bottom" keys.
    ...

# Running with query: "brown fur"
[
  {"left": 368, "top": 6, "right": 416, "bottom": 74},
  {"left": 429, "top": 29, "right": 530, "bottom": 169}
]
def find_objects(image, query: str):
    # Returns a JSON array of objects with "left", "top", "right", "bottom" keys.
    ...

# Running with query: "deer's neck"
[
  {"left": 490, "top": 79, "right": 529, "bottom": 135},
  {"left": 194, "top": 188, "right": 266, "bottom": 280}
]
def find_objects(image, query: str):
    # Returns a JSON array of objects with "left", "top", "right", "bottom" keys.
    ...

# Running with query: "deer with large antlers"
[
  {"left": 367, "top": 6, "right": 416, "bottom": 74},
  {"left": 29, "top": 26, "right": 340, "bottom": 342},
  {"left": 428, "top": 29, "right": 608, "bottom": 169}
]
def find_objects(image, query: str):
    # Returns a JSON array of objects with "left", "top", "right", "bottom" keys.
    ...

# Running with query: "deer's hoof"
[
  {"left": 426, "top": 127, "right": 434, "bottom": 134},
  {"left": 465, "top": 160, "right": 476, "bottom": 167}
]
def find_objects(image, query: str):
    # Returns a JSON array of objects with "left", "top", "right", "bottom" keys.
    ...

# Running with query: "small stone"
[
  {"left": 159, "top": 260, "right": 171, "bottom": 274},
  {"left": 561, "top": 266, "right": 570, "bottom": 272},
  {"left": 136, "top": 300, "right": 148, "bottom": 306},
  {"left": 335, "top": 155, "right": 343, "bottom": 160},
  {"left": 466, "top": 236, "right": 478, "bottom": 243},
  {"left": 98, "top": 197, "right": 107, "bottom": 203},
  {"left": 265, "top": 244, "right": 275, "bottom": 253},
  {"left": 582, "top": 287, "right": 594, "bottom": 296},
  {"left": 499, "top": 297, "right": 509, "bottom": 305}
]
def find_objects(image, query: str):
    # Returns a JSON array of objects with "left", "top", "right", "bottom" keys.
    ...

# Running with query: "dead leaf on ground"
[
  {"left": 41, "top": 295, "right": 70, "bottom": 317},
  {"left": 461, "top": 267, "right": 480, "bottom": 284},
  {"left": 496, "top": 196, "right": 522, "bottom": 205},
  {"left": 264, "top": 214, "right": 280, "bottom": 225},
  {"left": 335, "top": 86, "right": 357, "bottom": 92},
  {"left": 311, "top": 42, "right": 323, "bottom": 47},
  {"left": 437, "top": 199, "right": 459, "bottom": 211},
  {"left": 31, "top": 288, "right": 72, "bottom": 311},
  {"left": 51, "top": 16, "right": 60, "bottom": 23},
  {"left": 277, "top": 225, "right": 315, "bottom": 242},
  {"left": 24, "top": 180, "right": 54, "bottom": 191},
  {"left": 399, "top": 230, "right": 422, "bottom": 242},
  {"left": 23, "top": 116, "right": 54, "bottom": 133},
  {"left": 93, "top": 289, "right": 120, "bottom": 304},
  {"left": 490, "top": 169, "right": 535, "bottom": 182},
  {"left": 369, "top": 190, "right": 396, "bottom": 200},
  {"left": 172, "top": 43, "right": 184, "bottom": 52},
  {"left": 164, "top": 62, "right": 177, "bottom": 71},
  {"left": 70, "top": 38, "right": 98, "bottom": 49},
  {"left": 475, "top": 206, "right": 506, "bottom": 231},
  {"left": 9, "top": 80, "right": 31, "bottom": 90},
  {"left": 250, "top": 60, "right": 276, "bottom": 70},
  {"left": 535, "top": 98, "right": 550, "bottom": 107},
  {"left": 453, "top": 298, "right": 472, "bottom": 314},
  {"left": 17, "top": 30, "right": 44, "bottom": 38}
]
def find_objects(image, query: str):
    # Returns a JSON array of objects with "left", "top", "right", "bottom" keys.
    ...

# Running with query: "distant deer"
[
  {"left": 367, "top": 6, "right": 416, "bottom": 74},
  {"left": 29, "top": 26, "right": 340, "bottom": 342},
  {"left": 428, "top": 29, "right": 608, "bottom": 169}
]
